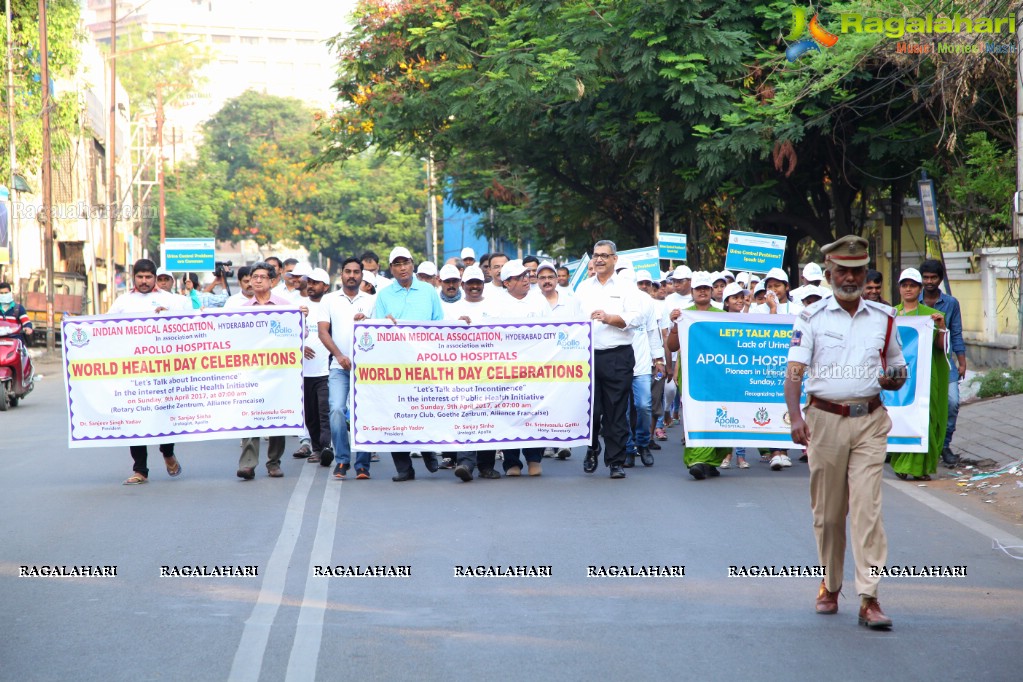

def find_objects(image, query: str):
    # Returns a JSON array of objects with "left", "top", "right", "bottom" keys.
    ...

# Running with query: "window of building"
[
  {"left": 212, "top": 34, "right": 232, "bottom": 44},
  {"left": 240, "top": 36, "right": 260, "bottom": 45}
]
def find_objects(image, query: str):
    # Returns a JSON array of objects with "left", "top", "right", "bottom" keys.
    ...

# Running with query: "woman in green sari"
[
  {"left": 889, "top": 268, "right": 949, "bottom": 481},
  {"left": 666, "top": 274, "right": 730, "bottom": 480}
]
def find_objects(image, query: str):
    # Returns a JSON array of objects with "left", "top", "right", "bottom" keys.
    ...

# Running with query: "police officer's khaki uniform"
[{"left": 788, "top": 295, "right": 905, "bottom": 598}]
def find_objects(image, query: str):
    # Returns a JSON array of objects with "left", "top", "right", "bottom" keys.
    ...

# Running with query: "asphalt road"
[{"left": 2, "top": 367, "right": 1022, "bottom": 681}]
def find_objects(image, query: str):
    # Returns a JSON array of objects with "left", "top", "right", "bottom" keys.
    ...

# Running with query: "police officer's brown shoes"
[
  {"left": 858, "top": 598, "right": 892, "bottom": 629},
  {"left": 815, "top": 580, "right": 840, "bottom": 614},
  {"left": 236, "top": 467, "right": 255, "bottom": 481}
]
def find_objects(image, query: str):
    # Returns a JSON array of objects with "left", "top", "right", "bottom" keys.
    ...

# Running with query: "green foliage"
[
  {"left": 0, "top": 0, "right": 82, "bottom": 182},
  {"left": 164, "top": 91, "right": 427, "bottom": 263},
  {"left": 976, "top": 369, "right": 1023, "bottom": 400},
  {"left": 925, "top": 132, "right": 1015, "bottom": 253},
  {"left": 105, "top": 25, "right": 212, "bottom": 112}
]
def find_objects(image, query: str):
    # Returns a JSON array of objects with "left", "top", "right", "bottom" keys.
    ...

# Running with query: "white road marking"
[
  {"left": 228, "top": 463, "right": 317, "bottom": 682},
  {"left": 885, "top": 479, "right": 1023, "bottom": 544},
  {"left": 285, "top": 477, "right": 343, "bottom": 681}
]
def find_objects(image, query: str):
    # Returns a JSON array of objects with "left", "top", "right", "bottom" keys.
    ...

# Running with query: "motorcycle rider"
[{"left": 0, "top": 282, "right": 33, "bottom": 347}]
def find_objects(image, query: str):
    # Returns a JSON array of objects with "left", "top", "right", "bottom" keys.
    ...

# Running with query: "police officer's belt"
[{"left": 808, "top": 396, "right": 883, "bottom": 418}]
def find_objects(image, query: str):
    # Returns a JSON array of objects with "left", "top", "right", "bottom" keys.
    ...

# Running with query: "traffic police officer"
[{"left": 784, "top": 235, "right": 907, "bottom": 630}]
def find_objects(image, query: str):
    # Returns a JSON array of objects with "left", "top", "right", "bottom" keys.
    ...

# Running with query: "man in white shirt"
[
  {"left": 538, "top": 261, "right": 580, "bottom": 318},
  {"left": 298, "top": 268, "right": 333, "bottom": 468},
  {"left": 318, "top": 257, "right": 376, "bottom": 480},
  {"left": 283, "top": 262, "right": 311, "bottom": 303},
  {"left": 483, "top": 252, "right": 509, "bottom": 299},
  {"left": 444, "top": 265, "right": 487, "bottom": 323},
  {"left": 438, "top": 264, "right": 463, "bottom": 318},
  {"left": 224, "top": 267, "right": 255, "bottom": 308},
  {"left": 111, "top": 259, "right": 190, "bottom": 486},
  {"left": 416, "top": 261, "right": 439, "bottom": 288},
  {"left": 575, "top": 241, "right": 641, "bottom": 479},
  {"left": 619, "top": 269, "right": 664, "bottom": 467}
]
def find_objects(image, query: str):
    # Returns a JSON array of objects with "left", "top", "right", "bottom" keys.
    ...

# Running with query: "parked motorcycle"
[{"left": 0, "top": 319, "right": 35, "bottom": 410}]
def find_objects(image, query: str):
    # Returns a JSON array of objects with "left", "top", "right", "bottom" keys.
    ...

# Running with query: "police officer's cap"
[{"left": 821, "top": 235, "right": 870, "bottom": 268}]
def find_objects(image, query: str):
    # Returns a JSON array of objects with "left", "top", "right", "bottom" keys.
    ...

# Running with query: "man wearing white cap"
[
  {"left": 416, "top": 261, "right": 439, "bottom": 288},
  {"left": 360, "top": 269, "right": 378, "bottom": 296},
  {"left": 792, "top": 262, "right": 825, "bottom": 301},
  {"left": 460, "top": 247, "right": 476, "bottom": 266},
  {"left": 575, "top": 240, "right": 641, "bottom": 479},
  {"left": 298, "top": 268, "right": 333, "bottom": 467},
  {"left": 786, "top": 234, "right": 906, "bottom": 629},
  {"left": 616, "top": 268, "right": 662, "bottom": 468},
  {"left": 375, "top": 247, "right": 445, "bottom": 481},
  {"left": 318, "top": 257, "right": 376, "bottom": 480},
  {"left": 437, "top": 264, "right": 463, "bottom": 318},
  {"left": 444, "top": 265, "right": 487, "bottom": 324},
  {"left": 155, "top": 267, "right": 177, "bottom": 293}
]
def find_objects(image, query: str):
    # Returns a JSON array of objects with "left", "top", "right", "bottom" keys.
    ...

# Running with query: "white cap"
[
  {"left": 361, "top": 270, "right": 377, "bottom": 288},
  {"left": 636, "top": 270, "right": 653, "bottom": 283},
  {"left": 306, "top": 267, "right": 330, "bottom": 284},
  {"left": 753, "top": 281, "right": 766, "bottom": 294},
  {"left": 803, "top": 262, "right": 823, "bottom": 282},
  {"left": 749, "top": 274, "right": 761, "bottom": 284},
  {"left": 898, "top": 267, "right": 922, "bottom": 284},
  {"left": 439, "top": 264, "right": 462, "bottom": 281},
  {"left": 721, "top": 269, "right": 735, "bottom": 281},
  {"left": 500, "top": 259, "right": 527, "bottom": 281},
  {"left": 156, "top": 267, "right": 173, "bottom": 278},
  {"left": 672, "top": 265, "right": 693, "bottom": 280},
  {"left": 537, "top": 261, "right": 557, "bottom": 275},
  {"left": 462, "top": 265, "right": 485, "bottom": 282},
  {"left": 416, "top": 261, "right": 438, "bottom": 277},
  {"left": 388, "top": 246, "right": 413, "bottom": 263},
  {"left": 617, "top": 268, "right": 637, "bottom": 284},
  {"left": 722, "top": 282, "right": 744, "bottom": 301},
  {"left": 691, "top": 271, "right": 714, "bottom": 289},
  {"left": 460, "top": 247, "right": 475, "bottom": 260},
  {"left": 799, "top": 285, "right": 824, "bottom": 301},
  {"left": 764, "top": 267, "right": 789, "bottom": 284},
  {"left": 711, "top": 271, "right": 727, "bottom": 284},
  {"left": 736, "top": 271, "right": 751, "bottom": 285},
  {"left": 290, "top": 263, "right": 312, "bottom": 278}
]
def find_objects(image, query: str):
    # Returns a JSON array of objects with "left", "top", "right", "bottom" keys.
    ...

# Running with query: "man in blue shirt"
[
  {"left": 919, "top": 259, "right": 966, "bottom": 468},
  {"left": 375, "top": 246, "right": 444, "bottom": 481}
]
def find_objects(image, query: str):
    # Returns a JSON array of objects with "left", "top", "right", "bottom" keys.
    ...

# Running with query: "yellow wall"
[
  {"left": 996, "top": 277, "right": 1019, "bottom": 336},
  {"left": 951, "top": 277, "right": 983, "bottom": 334}
]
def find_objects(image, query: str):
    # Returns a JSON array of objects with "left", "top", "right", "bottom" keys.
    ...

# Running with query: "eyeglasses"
[
  {"left": 250, "top": 274, "right": 270, "bottom": 281},
  {"left": 591, "top": 252, "right": 615, "bottom": 260}
]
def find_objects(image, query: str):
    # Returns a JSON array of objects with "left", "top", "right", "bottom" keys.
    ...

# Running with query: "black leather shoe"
[
  {"left": 423, "top": 454, "right": 440, "bottom": 473},
  {"left": 647, "top": 441, "right": 661, "bottom": 451},
  {"left": 609, "top": 465, "right": 626, "bottom": 479},
  {"left": 478, "top": 468, "right": 501, "bottom": 479},
  {"left": 391, "top": 470, "right": 416, "bottom": 482},
  {"left": 688, "top": 464, "right": 706, "bottom": 480},
  {"left": 583, "top": 448, "right": 599, "bottom": 473},
  {"left": 624, "top": 452, "right": 636, "bottom": 468},
  {"left": 707, "top": 465, "right": 720, "bottom": 477},
  {"left": 454, "top": 464, "right": 473, "bottom": 482},
  {"left": 639, "top": 447, "right": 654, "bottom": 466},
  {"left": 319, "top": 447, "right": 334, "bottom": 467}
]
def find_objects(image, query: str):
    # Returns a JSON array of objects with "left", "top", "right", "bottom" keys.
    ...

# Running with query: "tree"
[
  {"left": 0, "top": 0, "right": 81, "bottom": 182},
  {"left": 103, "top": 24, "right": 212, "bottom": 112}
]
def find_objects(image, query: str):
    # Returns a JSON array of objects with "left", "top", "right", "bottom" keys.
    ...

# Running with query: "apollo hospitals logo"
[
  {"left": 356, "top": 331, "right": 375, "bottom": 352},
  {"left": 785, "top": 7, "right": 839, "bottom": 61},
  {"left": 715, "top": 407, "right": 741, "bottom": 427},
  {"left": 556, "top": 331, "right": 583, "bottom": 350},
  {"left": 269, "top": 320, "right": 296, "bottom": 337},
  {"left": 67, "top": 327, "right": 90, "bottom": 348}
]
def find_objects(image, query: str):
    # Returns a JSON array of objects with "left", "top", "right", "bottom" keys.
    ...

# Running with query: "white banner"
[
  {"left": 62, "top": 309, "right": 305, "bottom": 448},
  {"left": 351, "top": 320, "right": 595, "bottom": 451},
  {"left": 679, "top": 311, "right": 933, "bottom": 451}
]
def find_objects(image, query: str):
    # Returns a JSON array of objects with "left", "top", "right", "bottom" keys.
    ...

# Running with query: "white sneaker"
[
  {"left": 779, "top": 454, "right": 793, "bottom": 467},
  {"left": 543, "top": 447, "right": 555, "bottom": 458},
  {"left": 720, "top": 460, "right": 731, "bottom": 469},
  {"left": 738, "top": 461, "right": 750, "bottom": 469},
  {"left": 770, "top": 455, "right": 785, "bottom": 471}
]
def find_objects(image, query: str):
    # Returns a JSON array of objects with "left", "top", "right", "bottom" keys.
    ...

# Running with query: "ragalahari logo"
[{"left": 785, "top": 7, "right": 840, "bottom": 61}]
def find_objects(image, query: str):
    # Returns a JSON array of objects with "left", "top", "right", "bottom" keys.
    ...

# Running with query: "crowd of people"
[{"left": 106, "top": 244, "right": 964, "bottom": 490}]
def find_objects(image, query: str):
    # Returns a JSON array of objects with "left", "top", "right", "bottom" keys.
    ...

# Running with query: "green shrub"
[{"left": 976, "top": 368, "right": 1023, "bottom": 399}]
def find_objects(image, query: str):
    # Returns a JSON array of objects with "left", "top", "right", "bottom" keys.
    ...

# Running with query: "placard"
[{"left": 724, "top": 230, "right": 787, "bottom": 273}]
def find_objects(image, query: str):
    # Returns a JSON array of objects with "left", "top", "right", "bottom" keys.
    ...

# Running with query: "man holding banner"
[
  {"left": 110, "top": 259, "right": 190, "bottom": 485},
  {"left": 784, "top": 235, "right": 906, "bottom": 630}
]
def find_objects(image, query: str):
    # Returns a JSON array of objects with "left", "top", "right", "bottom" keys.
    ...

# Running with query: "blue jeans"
[
  {"left": 328, "top": 366, "right": 370, "bottom": 469},
  {"left": 626, "top": 374, "right": 652, "bottom": 452},
  {"left": 944, "top": 379, "right": 960, "bottom": 448}
]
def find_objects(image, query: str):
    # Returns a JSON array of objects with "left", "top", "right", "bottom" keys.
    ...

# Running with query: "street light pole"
[
  {"left": 38, "top": 0, "right": 54, "bottom": 353},
  {"left": 4, "top": 0, "right": 18, "bottom": 285},
  {"left": 108, "top": 0, "right": 117, "bottom": 311}
]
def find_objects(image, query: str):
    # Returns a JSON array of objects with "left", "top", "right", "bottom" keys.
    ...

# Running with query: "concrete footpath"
[{"left": 952, "top": 391, "right": 1023, "bottom": 470}]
